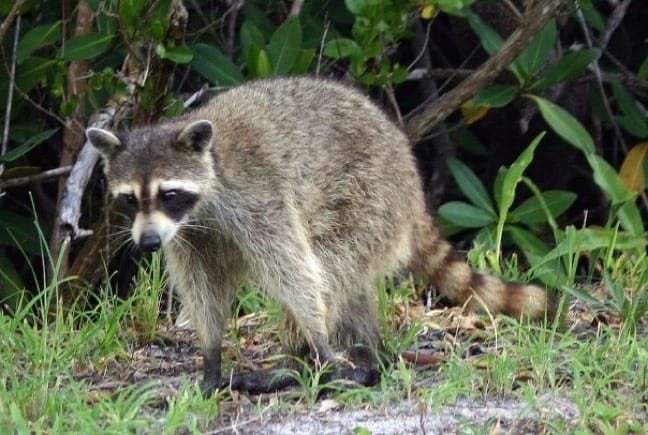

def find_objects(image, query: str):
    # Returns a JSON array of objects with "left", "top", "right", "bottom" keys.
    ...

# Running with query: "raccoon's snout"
[{"left": 139, "top": 231, "right": 162, "bottom": 252}]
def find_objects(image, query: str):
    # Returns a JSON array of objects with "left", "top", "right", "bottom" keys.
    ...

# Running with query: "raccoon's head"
[{"left": 87, "top": 120, "right": 216, "bottom": 252}]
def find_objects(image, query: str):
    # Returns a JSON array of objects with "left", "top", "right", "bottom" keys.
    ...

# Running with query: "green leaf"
[
  {"left": 465, "top": 10, "right": 524, "bottom": 82},
  {"left": 158, "top": 45, "right": 193, "bottom": 64},
  {"left": 447, "top": 157, "right": 495, "bottom": 215},
  {"left": 324, "top": 38, "right": 362, "bottom": 59},
  {"left": 267, "top": 16, "right": 302, "bottom": 75},
  {"left": 241, "top": 21, "right": 266, "bottom": 63},
  {"left": 498, "top": 133, "right": 544, "bottom": 219},
  {"left": 465, "top": 10, "right": 502, "bottom": 55},
  {"left": 474, "top": 85, "right": 518, "bottom": 108},
  {"left": 58, "top": 33, "right": 115, "bottom": 61},
  {"left": 438, "top": 201, "right": 496, "bottom": 228},
  {"left": 1, "top": 128, "right": 59, "bottom": 162},
  {"left": 0, "top": 210, "right": 42, "bottom": 255},
  {"left": 612, "top": 80, "right": 648, "bottom": 138},
  {"left": 191, "top": 43, "right": 244, "bottom": 86},
  {"left": 528, "top": 95, "right": 595, "bottom": 154},
  {"left": 516, "top": 20, "right": 556, "bottom": 79},
  {"left": 0, "top": 252, "right": 25, "bottom": 309},
  {"left": 345, "top": 0, "right": 371, "bottom": 16},
  {"left": 493, "top": 166, "right": 507, "bottom": 210},
  {"left": 293, "top": 48, "right": 315, "bottom": 74},
  {"left": 14, "top": 57, "right": 57, "bottom": 95},
  {"left": 255, "top": 49, "right": 272, "bottom": 77},
  {"left": 530, "top": 49, "right": 600, "bottom": 90},
  {"left": 585, "top": 154, "right": 635, "bottom": 205},
  {"left": 494, "top": 133, "right": 544, "bottom": 257},
  {"left": 507, "top": 226, "right": 552, "bottom": 259},
  {"left": 17, "top": 21, "right": 62, "bottom": 64},
  {"left": 512, "top": 190, "right": 577, "bottom": 225},
  {"left": 638, "top": 55, "right": 648, "bottom": 80}
]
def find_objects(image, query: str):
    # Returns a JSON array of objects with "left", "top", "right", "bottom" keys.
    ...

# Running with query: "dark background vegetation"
[{"left": 1, "top": 0, "right": 647, "bottom": 309}]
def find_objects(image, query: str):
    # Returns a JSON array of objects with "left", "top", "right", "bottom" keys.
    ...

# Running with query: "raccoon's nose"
[{"left": 139, "top": 232, "right": 162, "bottom": 252}]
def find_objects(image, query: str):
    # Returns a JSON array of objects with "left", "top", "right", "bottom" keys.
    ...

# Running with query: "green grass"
[{"left": 0, "top": 243, "right": 647, "bottom": 433}]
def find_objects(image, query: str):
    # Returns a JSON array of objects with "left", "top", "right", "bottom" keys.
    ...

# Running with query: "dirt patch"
[{"left": 214, "top": 394, "right": 579, "bottom": 434}]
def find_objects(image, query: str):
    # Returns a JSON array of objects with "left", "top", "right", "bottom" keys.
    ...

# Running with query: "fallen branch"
[{"left": 405, "top": 0, "right": 566, "bottom": 143}]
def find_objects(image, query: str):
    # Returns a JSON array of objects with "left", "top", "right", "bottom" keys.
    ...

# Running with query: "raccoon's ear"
[
  {"left": 86, "top": 128, "right": 122, "bottom": 158},
  {"left": 177, "top": 120, "right": 214, "bottom": 153}
]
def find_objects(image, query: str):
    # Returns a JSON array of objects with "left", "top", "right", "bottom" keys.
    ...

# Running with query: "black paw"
[{"left": 220, "top": 369, "right": 299, "bottom": 394}]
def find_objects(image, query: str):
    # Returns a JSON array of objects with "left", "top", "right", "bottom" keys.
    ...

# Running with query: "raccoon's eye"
[
  {"left": 119, "top": 193, "right": 137, "bottom": 207},
  {"left": 160, "top": 189, "right": 177, "bottom": 202}
]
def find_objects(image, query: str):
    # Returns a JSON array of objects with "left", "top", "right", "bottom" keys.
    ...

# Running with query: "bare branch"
[
  {"left": 0, "top": 0, "right": 27, "bottom": 44},
  {"left": 405, "top": 0, "right": 566, "bottom": 143},
  {"left": 0, "top": 166, "right": 73, "bottom": 189},
  {"left": 1, "top": 14, "right": 20, "bottom": 174},
  {"left": 289, "top": 0, "right": 305, "bottom": 16}
]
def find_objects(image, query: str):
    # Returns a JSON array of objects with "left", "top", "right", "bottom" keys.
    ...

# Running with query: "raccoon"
[{"left": 87, "top": 76, "right": 554, "bottom": 395}]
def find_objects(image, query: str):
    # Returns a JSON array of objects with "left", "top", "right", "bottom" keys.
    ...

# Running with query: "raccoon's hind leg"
[
  {"left": 332, "top": 284, "right": 385, "bottom": 387},
  {"left": 410, "top": 216, "right": 555, "bottom": 320},
  {"left": 221, "top": 209, "right": 340, "bottom": 393}
]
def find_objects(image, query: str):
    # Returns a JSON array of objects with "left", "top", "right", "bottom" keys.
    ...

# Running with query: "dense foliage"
[{"left": 0, "top": 0, "right": 647, "bottom": 321}]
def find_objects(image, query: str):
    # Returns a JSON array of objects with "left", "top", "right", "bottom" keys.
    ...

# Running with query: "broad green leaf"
[
  {"left": 157, "top": 45, "right": 193, "bottom": 64},
  {"left": 267, "top": 16, "right": 301, "bottom": 75},
  {"left": 0, "top": 211, "right": 42, "bottom": 255},
  {"left": 293, "top": 48, "right": 315, "bottom": 74},
  {"left": 619, "top": 143, "right": 648, "bottom": 193},
  {"left": 58, "top": 33, "right": 115, "bottom": 61},
  {"left": 465, "top": 10, "right": 502, "bottom": 55},
  {"left": 530, "top": 49, "right": 600, "bottom": 90},
  {"left": 0, "top": 128, "right": 59, "bottom": 162},
  {"left": 516, "top": 21, "right": 556, "bottom": 79},
  {"left": 512, "top": 190, "right": 577, "bottom": 225},
  {"left": 241, "top": 21, "right": 266, "bottom": 63},
  {"left": 17, "top": 21, "right": 62, "bottom": 64},
  {"left": 617, "top": 115, "right": 648, "bottom": 139},
  {"left": 447, "top": 157, "right": 495, "bottom": 215},
  {"left": 617, "top": 201, "right": 644, "bottom": 237},
  {"left": 579, "top": 0, "right": 606, "bottom": 32},
  {"left": 506, "top": 226, "right": 568, "bottom": 287},
  {"left": 612, "top": 80, "right": 648, "bottom": 138},
  {"left": 191, "top": 43, "right": 244, "bottom": 86},
  {"left": 507, "top": 226, "right": 552, "bottom": 261},
  {"left": 465, "top": 10, "right": 524, "bottom": 81},
  {"left": 255, "top": 49, "right": 272, "bottom": 77},
  {"left": 438, "top": 202, "right": 496, "bottom": 228},
  {"left": 13, "top": 57, "right": 57, "bottom": 95},
  {"left": 473, "top": 85, "right": 517, "bottom": 108},
  {"left": 324, "top": 38, "right": 362, "bottom": 59},
  {"left": 586, "top": 153, "right": 635, "bottom": 204},
  {"left": 528, "top": 95, "right": 595, "bottom": 154}
]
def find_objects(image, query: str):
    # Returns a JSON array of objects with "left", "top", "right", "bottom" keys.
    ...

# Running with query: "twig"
[
  {"left": 405, "top": 0, "right": 565, "bottom": 143},
  {"left": 0, "top": 166, "right": 73, "bottom": 189},
  {"left": 289, "top": 0, "right": 305, "bottom": 16},
  {"left": 0, "top": 0, "right": 26, "bottom": 44},
  {"left": 574, "top": 3, "right": 628, "bottom": 154},
  {"left": 1, "top": 14, "right": 20, "bottom": 174},
  {"left": 600, "top": 0, "right": 632, "bottom": 48}
]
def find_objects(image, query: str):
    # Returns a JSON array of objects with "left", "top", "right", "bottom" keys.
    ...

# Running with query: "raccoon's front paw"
[
  {"left": 200, "top": 377, "right": 221, "bottom": 398},
  {"left": 220, "top": 369, "right": 299, "bottom": 394}
]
